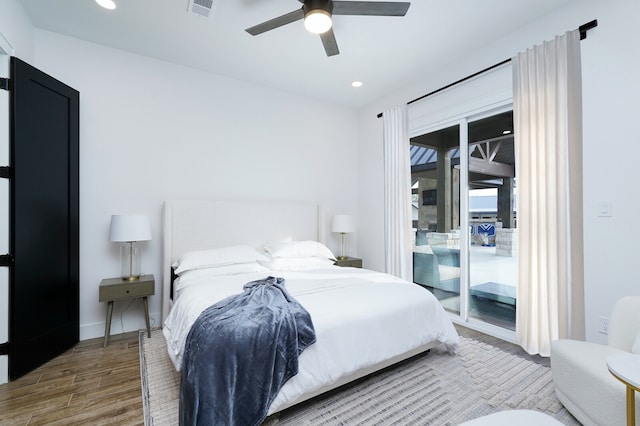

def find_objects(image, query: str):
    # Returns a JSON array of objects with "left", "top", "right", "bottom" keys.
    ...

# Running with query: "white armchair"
[{"left": 551, "top": 296, "right": 640, "bottom": 426}]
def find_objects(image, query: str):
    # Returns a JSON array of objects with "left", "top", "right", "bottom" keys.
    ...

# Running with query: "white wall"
[
  {"left": 356, "top": 0, "right": 640, "bottom": 344},
  {"left": 0, "top": 1, "right": 359, "bottom": 344},
  {"left": 0, "top": 0, "right": 33, "bottom": 62},
  {"left": 31, "top": 31, "right": 359, "bottom": 340}
]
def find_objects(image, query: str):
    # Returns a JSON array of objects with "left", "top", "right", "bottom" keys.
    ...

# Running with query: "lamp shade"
[
  {"left": 109, "top": 215, "right": 152, "bottom": 242},
  {"left": 331, "top": 215, "right": 355, "bottom": 234}
]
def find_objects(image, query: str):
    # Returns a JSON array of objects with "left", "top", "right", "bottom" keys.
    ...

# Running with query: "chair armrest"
[
  {"left": 608, "top": 296, "right": 640, "bottom": 350},
  {"left": 432, "top": 247, "right": 460, "bottom": 267}
]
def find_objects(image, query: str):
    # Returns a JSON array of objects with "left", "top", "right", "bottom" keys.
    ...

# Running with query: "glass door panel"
[
  {"left": 467, "top": 111, "right": 517, "bottom": 330},
  {"left": 410, "top": 124, "right": 461, "bottom": 315}
]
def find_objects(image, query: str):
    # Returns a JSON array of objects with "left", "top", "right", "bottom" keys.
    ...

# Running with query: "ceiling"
[{"left": 18, "top": 0, "right": 573, "bottom": 108}]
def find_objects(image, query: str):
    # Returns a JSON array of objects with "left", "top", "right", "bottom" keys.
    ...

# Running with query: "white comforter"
[{"left": 163, "top": 265, "right": 459, "bottom": 415}]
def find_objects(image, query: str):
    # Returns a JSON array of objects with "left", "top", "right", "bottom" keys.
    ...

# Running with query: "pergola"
[{"left": 410, "top": 111, "right": 515, "bottom": 231}]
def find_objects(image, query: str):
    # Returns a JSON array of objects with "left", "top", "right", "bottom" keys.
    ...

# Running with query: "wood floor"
[{"left": 0, "top": 331, "right": 143, "bottom": 426}]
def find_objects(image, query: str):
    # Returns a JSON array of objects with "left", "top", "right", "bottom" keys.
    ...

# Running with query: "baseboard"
[
  {"left": 0, "top": 355, "right": 7, "bottom": 385},
  {"left": 80, "top": 312, "right": 161, "bottom": 341}
]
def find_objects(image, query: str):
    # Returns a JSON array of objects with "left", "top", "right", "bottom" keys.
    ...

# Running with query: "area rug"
[{"left": 139, "top": 330, "right": 580, "bottom": 425}]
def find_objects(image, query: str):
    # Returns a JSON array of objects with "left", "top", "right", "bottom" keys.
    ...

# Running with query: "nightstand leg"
[
  {"left": 142, "top": 296, "right": 151, "bottom": 338},
  {"left": 104, "top": 301, "right": 114, "bottom": 348}
]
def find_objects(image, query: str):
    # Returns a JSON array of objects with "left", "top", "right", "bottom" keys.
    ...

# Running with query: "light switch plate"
[{"left": 597, "top": 201, "right": 612, "bottom": 217}]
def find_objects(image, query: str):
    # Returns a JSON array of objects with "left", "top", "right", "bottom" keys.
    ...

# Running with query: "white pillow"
[
  {"left": 264, "top": 240, "right": 335, "bottom": 260},
  {"left": 177, "top": 262, "right": 270, "bottom": 280},
  {"left": 267, "top": 256, "right": 336, "bottom": 271},
  {"left": 414, "top": 244, "right": 434, "bottom": 254},
  {"left": 173, "top": 245, "right": 268, "bottom": 275},
  {"left": 174, "top": 262, "right": 270, "bottom": 294}
]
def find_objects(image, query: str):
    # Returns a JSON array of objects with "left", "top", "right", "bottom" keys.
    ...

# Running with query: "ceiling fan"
[{"left": 245, "top": 0, "right": 411, "bottom": 57}]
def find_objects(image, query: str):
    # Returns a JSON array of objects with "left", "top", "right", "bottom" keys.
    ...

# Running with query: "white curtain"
[
  {"left": 383, "top": 105, "right": 412, "bottom": 280},
  {"left": 513, "top": 30, "right": 585, "bottom": 356}
]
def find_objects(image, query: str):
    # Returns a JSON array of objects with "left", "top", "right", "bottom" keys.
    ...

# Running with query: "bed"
[{"left": 161, "top": 199, "right": 459, "bottom": 422}]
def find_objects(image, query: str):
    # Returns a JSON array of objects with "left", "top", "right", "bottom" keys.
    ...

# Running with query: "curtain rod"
[{"left": 376, "top": 19, "right": 598, "bottom": 118}]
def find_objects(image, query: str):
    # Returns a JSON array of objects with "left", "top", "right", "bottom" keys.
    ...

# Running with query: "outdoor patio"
[{"left": 422, "top": 244, "right": 518, "bottom": 330}]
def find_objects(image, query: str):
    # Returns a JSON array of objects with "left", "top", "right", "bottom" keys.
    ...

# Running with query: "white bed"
[{"left": 161, "top": 199, "right": 459, "bottom": 417}]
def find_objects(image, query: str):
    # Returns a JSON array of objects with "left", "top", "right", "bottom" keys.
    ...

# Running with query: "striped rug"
[{"left": 139, "top": 330, "right": 580, "bottom": 425}]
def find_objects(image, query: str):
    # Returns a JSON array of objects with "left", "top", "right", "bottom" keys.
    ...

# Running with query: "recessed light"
[
  {"left": 502, "top": 130, "right": 512, "bottom": 135},
  {"left": 96, "top": 0, "right": 116, "bottom": 10},
  {"left": 352, "top": 81, "right": 363, "bottom": 88}
]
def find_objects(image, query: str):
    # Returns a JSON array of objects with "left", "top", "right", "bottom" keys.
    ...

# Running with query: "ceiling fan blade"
[
  {"left": 333, "top": 1, "right": 410, "bottom": 16},
  {"left": 245, "top": 8, "right": 304, "bottom": 36},
  {"left": 320, "top": 29, "right": 340, "bottom": 57}
]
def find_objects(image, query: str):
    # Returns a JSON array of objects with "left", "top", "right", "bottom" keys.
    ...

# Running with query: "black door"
[{"left": 9, "top": 57, "right": 79, "bottom": 379}]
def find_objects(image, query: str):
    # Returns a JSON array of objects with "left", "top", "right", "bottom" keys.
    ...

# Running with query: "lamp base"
[
  {"left": 121, "top": 275, "right": 141, "bottom": 281},
  {"left": 336, "top": 255, "right": 349, "bottom": 261},
  {"left": 120, "top": 242, "right": 141, "bottom": 281}
]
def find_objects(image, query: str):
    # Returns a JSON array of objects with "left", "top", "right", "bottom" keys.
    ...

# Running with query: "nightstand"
[
  {"left": 334, "top": 257, "right": 362, "bottom": 268},
  {"left": 99, "top": 274, "right": 155, "bottom": 347}
]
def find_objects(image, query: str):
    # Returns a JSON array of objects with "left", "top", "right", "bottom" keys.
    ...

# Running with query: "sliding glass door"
[
  {"left": 467, "top": 110, "right": 517, "bottom": 330},
  {"left": 411, "top": 107, "right": 517, "bottom": 334}
]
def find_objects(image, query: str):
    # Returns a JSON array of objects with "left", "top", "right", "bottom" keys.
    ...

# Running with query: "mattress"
[{"left": 163, "top": 265, "right": 459, "bottom": 415}]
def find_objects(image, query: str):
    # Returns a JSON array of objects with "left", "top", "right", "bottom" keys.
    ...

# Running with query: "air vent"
[{"left": 188, "top": 0, "right": 216, "bottom": 18}]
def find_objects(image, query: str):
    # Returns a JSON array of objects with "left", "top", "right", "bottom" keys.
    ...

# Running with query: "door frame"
[{"left": 0, "top": 31, "right": 14, "bottom": 385}]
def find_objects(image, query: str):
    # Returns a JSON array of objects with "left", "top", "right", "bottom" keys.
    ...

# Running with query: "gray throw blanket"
[{"left": 180, "top": 276, "right": 316, "bottom": 426}]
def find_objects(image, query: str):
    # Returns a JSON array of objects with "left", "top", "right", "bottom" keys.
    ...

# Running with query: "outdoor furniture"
[
  {"left": 413, "top": 245, "right": 460, "bottom": 292},
  {"left": 470, "top": 282, "right": 516, "bottom": 308}
]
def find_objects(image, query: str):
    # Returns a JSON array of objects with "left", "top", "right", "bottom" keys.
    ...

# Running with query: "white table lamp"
[
  {"left": 109, "top": 214, "right": 152, "bottom": 281},
  {"left": 331, "top": 214, "right": 355, "bottom": 260}
]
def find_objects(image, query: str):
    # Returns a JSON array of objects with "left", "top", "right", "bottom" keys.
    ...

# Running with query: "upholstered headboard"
[{"left": 161, "top": 199, "right": 323, "bottom": 321}]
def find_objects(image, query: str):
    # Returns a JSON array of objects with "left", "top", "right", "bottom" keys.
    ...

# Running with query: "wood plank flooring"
[{"left": 0, "top": 331, "right": 143, "bottom": 426}]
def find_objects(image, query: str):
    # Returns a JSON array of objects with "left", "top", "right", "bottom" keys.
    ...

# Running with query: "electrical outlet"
[{"left": 598, "top": 316, "right": 609, "bottom": 334}]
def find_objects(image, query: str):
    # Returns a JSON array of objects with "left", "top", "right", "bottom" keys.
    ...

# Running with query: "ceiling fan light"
[
  {"left": 304, "top": 9, "right": 332, "bottom": 34},
  {"left": 95, "top": 0, "right": 116, "bottom": 10}
]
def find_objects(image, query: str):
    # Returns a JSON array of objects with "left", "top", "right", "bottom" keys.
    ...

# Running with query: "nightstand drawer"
[
  {"left": 334, "top": 257, "right": 362, "bottom": 268},
  {"left": 99, "top": 276, "right": 154, "bottom": 302}
]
